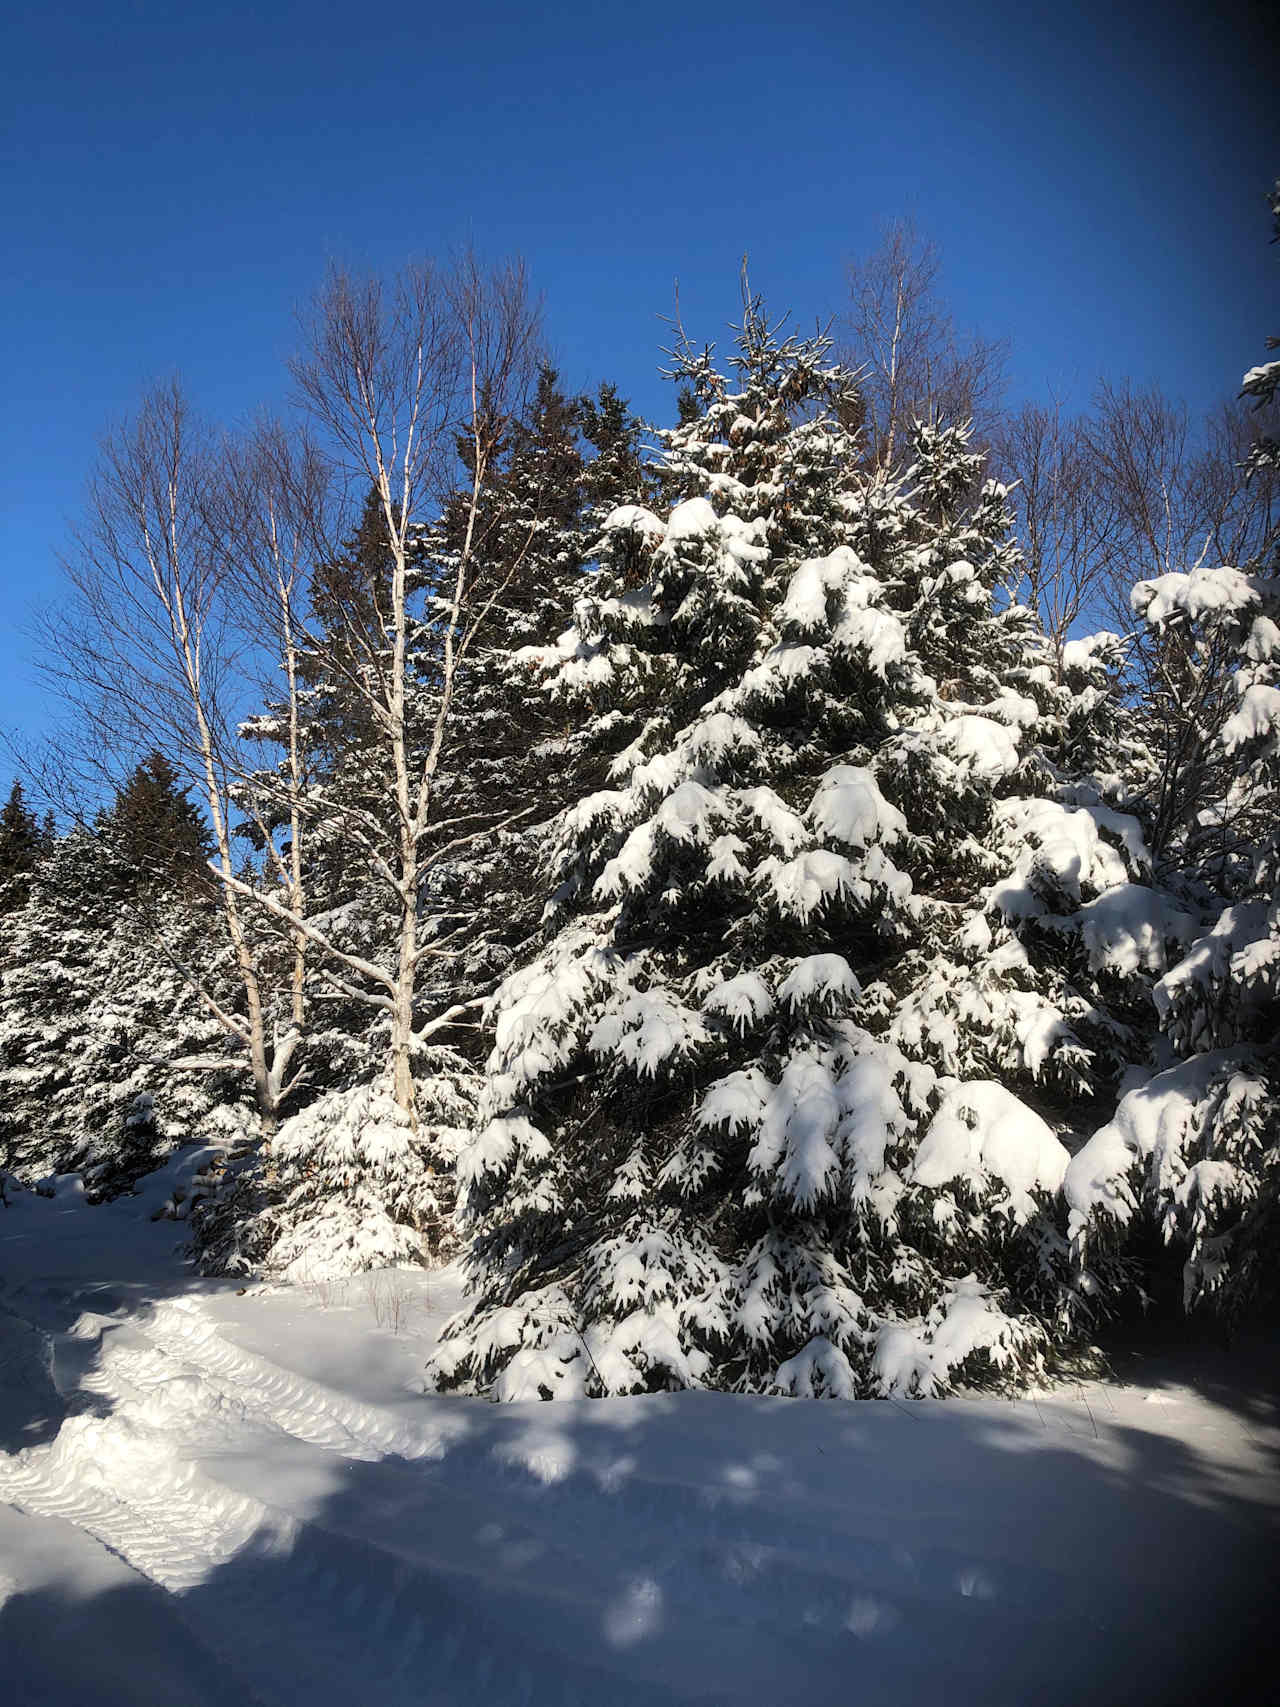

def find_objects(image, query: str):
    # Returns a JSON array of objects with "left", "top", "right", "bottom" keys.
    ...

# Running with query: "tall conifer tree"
[{"left": 431, "top": 303, "right": 1159, "bottom": 1401}]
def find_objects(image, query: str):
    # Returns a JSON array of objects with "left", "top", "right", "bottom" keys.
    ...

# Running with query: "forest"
[{"left": 2, "top": 202, "right": 1277, "bottom": 1407}]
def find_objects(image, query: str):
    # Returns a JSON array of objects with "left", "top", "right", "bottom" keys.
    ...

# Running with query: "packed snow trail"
[{"left": 1, "top": 1159, "right": 1276, "bottom": 1705}]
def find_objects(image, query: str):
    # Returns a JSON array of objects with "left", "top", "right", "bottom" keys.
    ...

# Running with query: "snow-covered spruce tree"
[
  {"left": 233, "top": 1067, "right": 479, "bottom": 1280},
  {"left": 400, "top": 371, "right": 651, "bottom": 1032},
  {"left": 431, "top": 304, "right": 1150, "bottom": 1402},
  {"left": 1239, "top": 180, "right": 1280, "bottom": 489},
  {"left": 1064, "top": 556, "right": 1280, "bottom": 1319},
  {"left": 577, "top": 380, "right": 651, "bottom": 535},
  {"left": 1064, "top": 192, "right": 1280, "bottom": 1322},
  {"left": 104, "top": 749, "right": 214, "bottom": 895},
  {"left": 0, "top": 822, "right": 246, "bottom": 1199}
]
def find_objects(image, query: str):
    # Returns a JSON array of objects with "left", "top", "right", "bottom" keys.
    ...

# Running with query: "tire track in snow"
[
  {"left": 42, "top": 1296, "right": 465, "bottom": 1464},
  {"left": 0, "top": 1406, "right": 664, "bottom": 1707},
  {"left": 0, "top": 1295, "right": 664, "bottom": 1707},
  {"left": 133, "top": 1298, "right": 470, "bottom": 1460}
]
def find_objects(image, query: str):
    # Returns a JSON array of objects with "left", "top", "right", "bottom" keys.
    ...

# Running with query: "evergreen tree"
[
  {"left": 0, "top": 779, "right": 48, "bottom": 911},
  {"left": 1065, "top": 192, "right": 1280, "bottom": 1321},
  {"left": 577, "top": 381, "right": 649, "bottom": 532},
  {"left": 1063, "top": 563, "right": 1280, "bottom": 1318},
  {"left": 430, "top": 364, "right": 591, "bottom": 836},
  {"left": 1240, "top": 180, "right": 1280, "bottom": 487},
  {"left": 418, "top": 368, "right": 647, "bottom": 1000},
  {"left": 0, "top": 825, "right": 246, "bottom": 1199},
  {"left": 289, "top": 487, "right": 405, "bottom": 916},
  {"left": 430, "top": 305, "right": 1151, "bottom": 1403},
  {"left": 99, "top": 751, "right": 214, "bottom": 898}
]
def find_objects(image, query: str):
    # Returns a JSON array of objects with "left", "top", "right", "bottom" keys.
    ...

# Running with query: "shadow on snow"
[{"left": 0, "top": 1225, "right": 1275, "bottom": 1706}]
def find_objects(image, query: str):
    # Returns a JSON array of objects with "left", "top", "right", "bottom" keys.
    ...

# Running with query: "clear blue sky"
[{"left": 1, "top": 0, "right": 1275, "bottom": 789}]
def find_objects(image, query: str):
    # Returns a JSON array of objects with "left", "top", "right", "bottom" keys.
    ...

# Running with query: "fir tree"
[
  {"left": 0, "top": 780, "right": 48, "bottom": 911},
  {"left": 430, "top": 363, "right": 591, "bottom": 834},
  {"left": 1240, "top": 179, "right": 1280, "bottom": 487},
  {"left": 0, "top": 825, "right": 245, "bottom": 1198},
  {"left": 577, "top": 381, "right": 649, "bottom": 531},
  {"left": 99, "top": 751, "right": 214, "bottom": 899},
  {"left": 430, "top": 304, "right": 1147, "bottom": 1403},
  {"left": 1064, "top": 563, "right": 1280, "bottom": 1318},
  {"left": 1065, "top": 193, "right": 1280, "bottom": 1321}
]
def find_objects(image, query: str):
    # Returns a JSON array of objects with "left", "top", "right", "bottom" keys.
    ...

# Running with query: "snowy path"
[{"left": 1, "top": 1162, "right": 1276, "bottom": 1705}]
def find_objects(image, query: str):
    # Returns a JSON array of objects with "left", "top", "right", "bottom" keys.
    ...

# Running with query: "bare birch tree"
[
  {"left": 37, "top": 382, "right": 309, "bottom": 1130},
  {"left": 842, "top": 220, "right": 1008, "bottom": 473},
  {"left": 994, "top": 399, "right": 1122, "bottom": 662},
  {"left": 218, "top": 420, "right": 336, "bottom": 1045},
  {"left": 234, "top": 253, "right": 543, "bottom": 1121}
]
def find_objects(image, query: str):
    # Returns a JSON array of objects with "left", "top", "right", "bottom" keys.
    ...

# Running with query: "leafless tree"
[
  {"left": 1007, "top": 378, "right": 1279, "bottom": 859},
  {"left": 36, "top": 254, "right": 542, "bottom": 1134},
  {"left": 224, "top": 253, "right": 544, "bottom": 1121},
  {"left": 994, "top": 399, "right": 1123, "bottom": 663},
  {"left": 218, "top": 419, "right": 335, "bottom": 1041},
  {"left": 842, "top": 220, "right": 1008, "bottom": 473},
  {"left": 36, "top": 381, "right": 308, "bottom": 1129}
]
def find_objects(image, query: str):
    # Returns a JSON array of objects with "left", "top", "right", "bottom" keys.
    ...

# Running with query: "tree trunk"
[{"left": 390, "top": 866, "right": 418, "bottom": 1123}]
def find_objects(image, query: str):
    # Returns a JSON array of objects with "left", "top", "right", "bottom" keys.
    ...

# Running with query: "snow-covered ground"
[{"left": 1, "top": 1152, "right": 1275, "bottom": 1706}]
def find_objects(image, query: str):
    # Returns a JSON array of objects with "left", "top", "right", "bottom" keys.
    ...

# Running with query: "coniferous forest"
[{"left": 3, "top": 198, "right": 1277, "bottom": 1412}]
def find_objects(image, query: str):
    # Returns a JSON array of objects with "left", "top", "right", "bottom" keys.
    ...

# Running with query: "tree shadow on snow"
[{"left": 0, "top": 1258, "right": 1275, "bottom": 1706}]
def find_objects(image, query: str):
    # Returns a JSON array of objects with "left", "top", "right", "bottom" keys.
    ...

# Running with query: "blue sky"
[{"left": 1, "top": 0, "right": 1275, "bottom": 788}]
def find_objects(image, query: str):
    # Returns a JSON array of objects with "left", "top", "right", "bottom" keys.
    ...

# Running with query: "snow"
[
  {"left": 912, "top": 1081, "right": 1070, "bottom": 1221},
  {"left": 1070, "top": 883, "right": 1199, "bottom": 975},
  {"left": 988, "top": 799, "right": 1191, "bottom": 972},
  {"left": 738, "top": 642, "right": 824, "bottom": 701},
  {"left": 871, "top": 1276, "right": 1033, "bottom": 1397},
  {"left": 601, "top": 503, "right": 667, "bottom": 539},
  {"left": 662, "top": 495, "right": 719, "bottom": 540},
  {"left": 1154, "top": 900, "right": 1270, "bottom": 1019},
  {"left": 831, "top": 600, "right": 908, "bottom": 673},
  {"left": 1063, "top": 1052, "right": 1235, "bottom": 1240},
  {"left": 489, "top": 929, "right": 619, "bottom": 1090},
  {"left": 1241, "top": 356, "right": 1280, "bottom": 396},
  {"left": 1131, "top": 564, "right": 1262, "bottom": 625},
  {"left": 683, "top": 709, "right": 760, "bottom": 764},
  {"left": 588, "top": 990, "right": 710, "bottom": 1076},
  {"left": 989, "top": 799, "right": 1133, "bottom": 902},
  {"left": 808, "top": 764, "right": 907, "bottom": 849},
  {"left": 653, "top": 778, "right": 728, "bottom": 844},
  {"left": 776, "top": 951, "right": 861, "bottom": 1009},
  {"left": 756, "top": 848, "right": 858, "bottom": 920},
  {"left": 701, "top": 970, "right": 775, "bottom": 1030},
  {"left": 1060, "top": 630, "right": 1123, "bottom": 676},
  {"left": 1221, "top": 681, "right": 1280, "bottom": 753},
  {"left": 739, "top": 784, "right": 809, "bottom": 855},
  {"left": 706, "top": 831, "right": 750, "bottom": 883},
  {"left": 941, "top": 714, "right": 1021, "bottom": 780},
  {"left": 750, "top": 1051, "right": 844, "bottom": 1206},
  {"left": 778, "top": 550, "right": 845, "bottom": 630},
  {"left": 775, "top": 546, "right": 909, "bottom": 677},
  {"left": 697, "top": 1065, "right": 771, "bottom": 1134},
  {"left": 1, "top": 1157, "right": 1275, "bottom": 1705}
]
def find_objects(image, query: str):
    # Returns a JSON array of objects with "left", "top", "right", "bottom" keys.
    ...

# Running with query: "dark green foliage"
[
  {"left": 0, "top": 780, "right": 49, "bottom": 910},
  {"left": 98, "top": 751, "right": 214, "bottom": 900}
]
